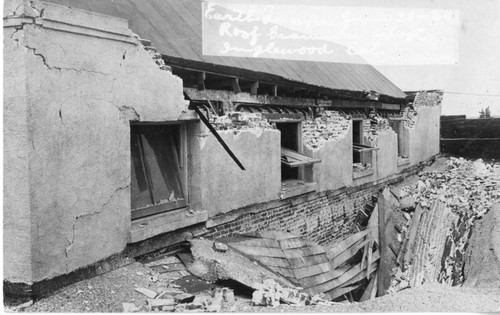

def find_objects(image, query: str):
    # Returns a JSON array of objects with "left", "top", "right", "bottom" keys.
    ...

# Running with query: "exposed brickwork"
[
  {"left": 363, "top": 111, "right": 391, "bottom": 146},
  {"left": 204, "top": 177, "right": 405, "bottom": 246},
  {"left": 302, "top": 110, "right": 350, "bottom": 150},
  {"left": 404, "top": 90, "right": 443, "bottom": 129}
]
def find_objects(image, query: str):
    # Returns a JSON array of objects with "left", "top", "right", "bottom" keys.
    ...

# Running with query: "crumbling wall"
[
  {"left": 404, "top": 91, "right": 441, "bottom": 166},
  {"left": 206, "top": 182, "right": 382, "bottom": 246},
  {"left": 3, "top": 0, "right": 186, "bottom": 284},
  {"left": 302, "top": 110, "right": 350, "bottom": 150},
  {"left": 363, "top": 113, "right": 391, "bottom": 147},
  {"left": 188, "top": 125, "right": 281, "bottom": 217},
  {"left": 302, "top": 111, "right": 352, "bottom": 192}
]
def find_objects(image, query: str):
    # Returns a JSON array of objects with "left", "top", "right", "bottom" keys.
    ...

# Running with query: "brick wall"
[{"left": 203, "top": 170, "right": 419, "bottom": 246}]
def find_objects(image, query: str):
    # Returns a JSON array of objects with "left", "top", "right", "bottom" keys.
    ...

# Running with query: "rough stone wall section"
[
  {"left": 302, "top": 110, "right": 350, "bottom": 150},
  {"left": 404, "top": 91, "right": 443, "bottom": 129},
  {"left": 209, "top": 112, "right": 274, "bottom": 131},
  {"left": 363, "top": 111, "right": 391, "bottom": 146}
]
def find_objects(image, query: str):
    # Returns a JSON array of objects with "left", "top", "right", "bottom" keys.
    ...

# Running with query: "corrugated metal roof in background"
[{"left": 44, "top": 0, "right": 407, "bottom": 100}]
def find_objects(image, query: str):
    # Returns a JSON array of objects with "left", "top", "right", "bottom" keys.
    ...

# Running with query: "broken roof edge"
[{"left": 164, "top": 54, "right": 408, "bottom": 104}]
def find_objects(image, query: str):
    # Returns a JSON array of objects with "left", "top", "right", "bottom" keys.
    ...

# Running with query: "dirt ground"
[
  {"left": 7, "top": 260, "right": 500, "bottom": 313},
  {"left": 5, "top": 157, "right": 500, "bottom": 313}
]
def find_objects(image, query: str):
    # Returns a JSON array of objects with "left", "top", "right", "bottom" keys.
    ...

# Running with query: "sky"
[
  {"left": 376, "top": 0, "right": 500, "bottom": 118},
  {"left": 209, "top": 0, "right": 500, "bottom": 118}
]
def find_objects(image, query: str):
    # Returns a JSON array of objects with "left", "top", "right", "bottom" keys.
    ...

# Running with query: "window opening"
[
  {"left": 131, "top": 124, "right": 186, "bottom": 219},
  {"left": 389, "top": 120, "right": 407, "bottom": 158},
  {"left": 275, "top": 121, "right": 321, "bottom": 181}
]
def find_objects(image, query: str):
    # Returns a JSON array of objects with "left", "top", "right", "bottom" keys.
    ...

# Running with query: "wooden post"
[
  {"left": 197, "top": 72, "right": 205, "bottom": 90},
  {"left": 272, "top": 85, "right": 278, "bottom": 97},
  {"left": 231, "top": 78, "right": 241, "bottom": 93},
  {"left": 376, "top": 190, "right": 387, "bottom": 297},
  {"left": 250, "top": 81, "right": 259, "bottom": 95}
]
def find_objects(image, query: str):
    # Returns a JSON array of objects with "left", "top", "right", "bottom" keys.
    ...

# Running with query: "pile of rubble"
[
  {"left": 302, "top": 110, "right": 350, "bottom": 150},
  {"left": 251, "top": 279, "right": 338, "bottom": 307},
  {"left": 387, "top": 157, "right": 499, "bottom": 290},
  {"left": 128, "top": 285, "right": 237, "bottom": 312},
  {"left": 353, "top": 162, "right": 372, "bottom": 172},
  {"left": 209, "top": 112, "right": 274, "bottom": 130}
]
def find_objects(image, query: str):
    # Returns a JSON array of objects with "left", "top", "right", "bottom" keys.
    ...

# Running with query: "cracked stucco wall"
[
  {"left": 3, "top": 0, "right": 186, "bottom": 283},
  {"left": 188, "top": 123, "right": 281, "bottom": 217},
  {"left": 408, "top": 106, "right": 441, "bottom": 166}
]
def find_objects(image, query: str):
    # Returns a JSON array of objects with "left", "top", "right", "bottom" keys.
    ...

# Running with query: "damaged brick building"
[{"left": 3, "top": 0, "right": 442, "bottom": 297}]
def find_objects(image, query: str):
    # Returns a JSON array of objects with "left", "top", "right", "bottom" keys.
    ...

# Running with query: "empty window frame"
[
  {"left": 352, "top": 119, "right": 377, "bottom": 170},
  {"left": 130, "top": 123, "right": 187, "bottom": 219},
  {"left": 389, "top": 119, "right": 408, "bottom": 158},
  {"left": 275, "top": 121, "right": 320, "bottom": 181}
]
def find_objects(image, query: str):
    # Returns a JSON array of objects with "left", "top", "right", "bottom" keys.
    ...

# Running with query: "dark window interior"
[
  {"left": 276, "top": 122, "right": 300, "bottom": 181},
  {"left": 131, "top": 124, "right": 185, "bottom": 219},
  {"left": 353, "top": 120, "right": 362, "bottom": 163},
  {"left": 390, "top": 120, "right": 403, "bottom": 156}
]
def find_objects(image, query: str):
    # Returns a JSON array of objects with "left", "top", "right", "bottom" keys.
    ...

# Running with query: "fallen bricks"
[
  {"left": 251, "top": 279, "right": 338, "bottom": 307},
  {"left": 383, "top": 157, "right": 499, "bottom": 292}
]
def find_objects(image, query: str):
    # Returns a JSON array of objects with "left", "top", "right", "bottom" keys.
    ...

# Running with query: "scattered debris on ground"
[
  {"left": 382, "top": 157, "right": 499, "bottom": 293},
  {"left": 463, "top": 202, "right": 500, "bottom": 288},
  {"left": 8, "top": 156, "right": 499, "bottom": 312}
]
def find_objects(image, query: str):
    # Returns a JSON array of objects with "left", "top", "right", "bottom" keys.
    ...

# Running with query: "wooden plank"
[
  {"left": 228, "top": 237, "right": 281, "bottom": 249},
  {"left": 403, "top": 204, "right": 424, "bottom": 265},
  {"left": 144, "top": 256, "right": 182, "bottom": 267},
  {"left": 283, "top": 245, "right": 326, "bottom": 259},
  {"left": 279, "top": 238, "right": 319, "bottom": 250},
  {"left": 336, "top": 253, "right": 379, "bottom": 290},
  {"left": 288, "top": 254, "right": 329, "bottom": 267},
  {"left": 323, "top": 283, "right": 362, "bottom": 301},
  {"left": 307, "top": 251, "right": 379, "bottom": 295},
  {"left": 150, "top": 263, "right": 186, "bottom": 274},
  {"left": 273, "top": 267, "right": 296, "bottom": 279},
  {"left": 325, "top": 230, "right": 369, "bottom": 260},
  {"left": 256, "top": 230, "right": 301, "bottom": 240},
  {"left": 229, "top": 244, "right": 287, "bottom": 258},
  {"left": 298, "top": 265, "right": 350, "bottom": 289},
  {"left": 359, "top": 273, "right": 377, "bottom": 302},
  {"left": 252, "top": 256, "right": 291, "bottom": 268},
  {"left": 377, "top": 190, "right": 388, "bottom": 297},
  {"left": 281, "top": 147, "right": 322, "bottom": 168},
  {"left": 293, "top": 262, "right": 332, "bottom": 279},
  {"left": 330, "top": 238, "right": 369, "bottom": 270}
]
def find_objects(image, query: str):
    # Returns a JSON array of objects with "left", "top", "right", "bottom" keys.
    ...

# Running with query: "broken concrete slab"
[
  {"left": 213, "top": 242, "right": 228, "bottom": 252},
  {"left": 147, "top": 298, "right": 175, "bottom": 311},
  {"left": 122, "top": 302, "right": 140, "bottom": 312},
  {"left": 399, "top": 196, "right": 416, "bottom": 210},
  {"left": 134, "top": 287, "right": 157, "bottom": 299},
  {"left": 189, "top": 239, "right": 296, "bottom": 290},
  {"left": 175, "top": 292, "right": 195, "bottom": 303}
]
